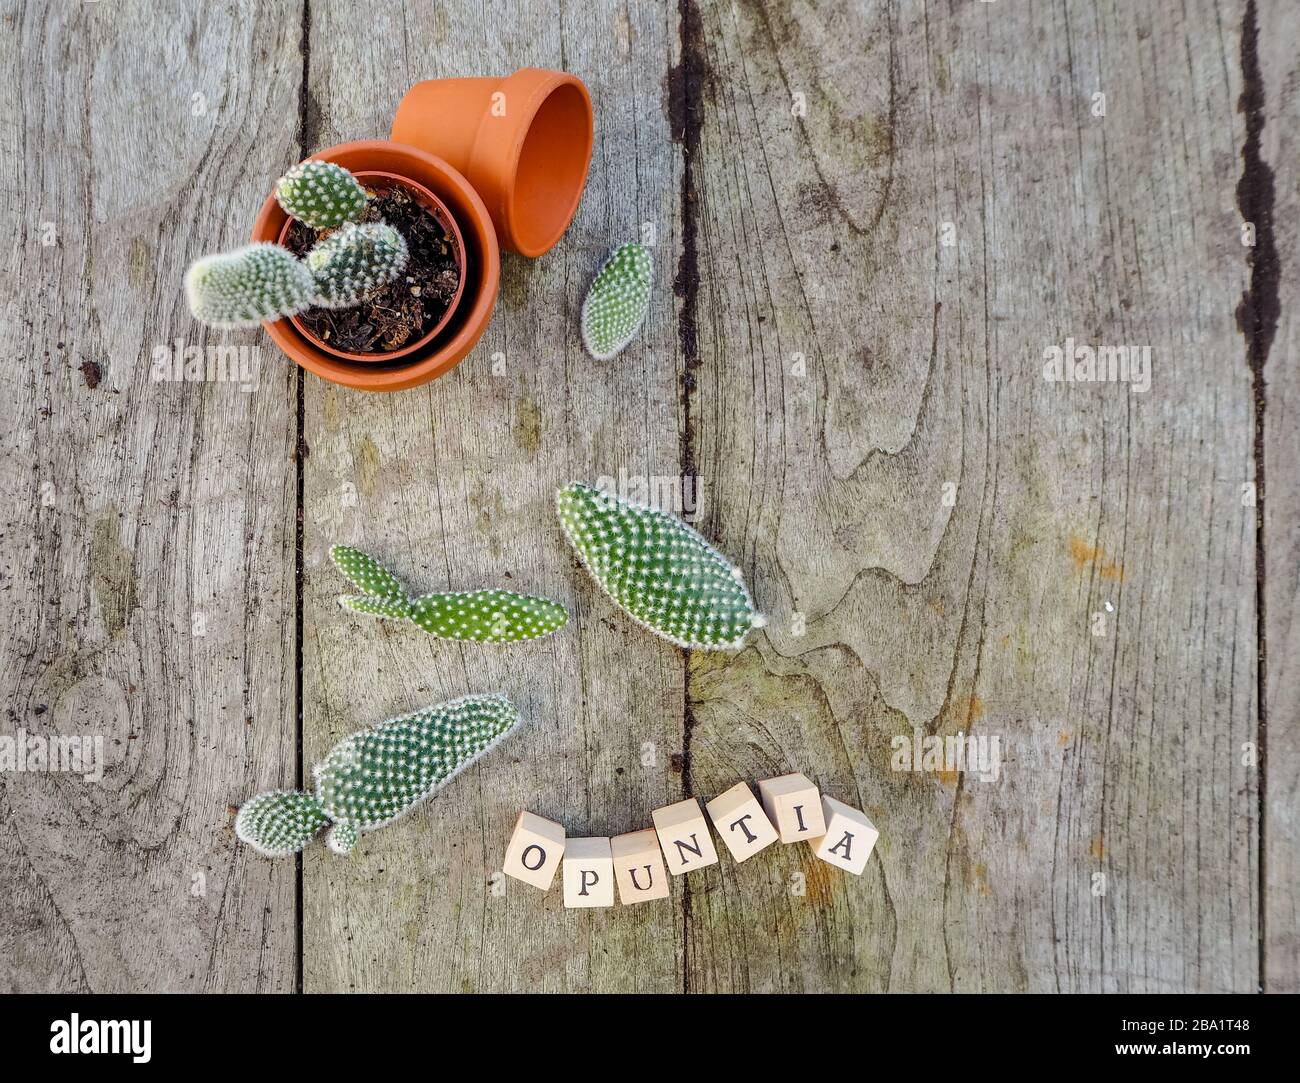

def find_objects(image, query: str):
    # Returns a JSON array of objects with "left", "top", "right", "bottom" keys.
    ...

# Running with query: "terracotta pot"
[
  {"left": 277, "top": 170, "right": 468, "bottom": 363},
  {"left": 251, "top": 141, "right": 500, "bottom": 392},
  {"left": 392, "top": 68, "right": 593, "bottom": 257}
]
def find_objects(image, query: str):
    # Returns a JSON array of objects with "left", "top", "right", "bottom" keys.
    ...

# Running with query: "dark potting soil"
[{"left": 284, "top": 184, "right": 461, "bottom": 355}]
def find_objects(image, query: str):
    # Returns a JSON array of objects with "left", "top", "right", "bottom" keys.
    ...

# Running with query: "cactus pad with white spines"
[
  {"left": 410, "top": 590, "right": 568, "bottom": 643},
  {"left": 556, "top": 482, "right": 762, "bottom": 650},
  {"left": 185, "top": 243, "right": 317, "bottom": 329},
  {"left": 339, "top": 594, "right": 414, "bottom": 620},
  {"left": 236, "top": 696, "right": 522, "bottom": 857},
  {"left": 307, "top": 223, "right": 409, "bottom": 309},
  {"left": 581, "top": 242, "right": 653, "bottom": 360},
  {"left": 275, "top": 160, "right": 368, "bottom": 230},
  {"left": 313, "top": 695, "right": 520, "bottom": 832},
  {"left": 330, "top": 544, "right": 567, "bottom": 643},
  {"left": 331, "top": 545, "right": 408, "bottom": 600},
  {"left": 234, "top": 789, "right": 330, "bottom": 857}
]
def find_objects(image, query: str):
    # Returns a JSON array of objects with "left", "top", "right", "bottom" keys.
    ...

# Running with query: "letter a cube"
[
  {"left": 563, "top": 836, "right": 615, "bottom": 908},
  {"left": 503, "top": 810, "right": 566, "bottom": 891},
  {"left": 809, "top": 795, "right": 879, "bottom": 875}
]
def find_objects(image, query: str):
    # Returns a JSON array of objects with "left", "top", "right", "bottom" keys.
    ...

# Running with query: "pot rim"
[{"left": 279, "top": 170, "right": 468, "bottom": 363}]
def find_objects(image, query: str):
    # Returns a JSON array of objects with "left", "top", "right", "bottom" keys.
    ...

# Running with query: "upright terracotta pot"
[
  {"left": 251, "top": 140, "right": 500, "bottom": 392},
  {"left": 392, "top": 68, "right": 594, "bottom": 257}
]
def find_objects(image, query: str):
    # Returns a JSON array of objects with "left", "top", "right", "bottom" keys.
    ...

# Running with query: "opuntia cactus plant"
[
  {"left": 331, "top": 544, "right": 568, "bottom": 643},
  {"left": 275, "top": 160, "right": 368, "bottom": 230},
  {"left": 186, "top": 158, "right": 408, "bottom": 329},
  {"left": 581, "top": 242, "right": 653, "bottom": 360},
  {"left": 235, "top": 694, "right": 522, "bottom": 857},
  {"left": 556, "top": 482, "right": 764, "bottom": 650},
  {"left": 307, "top": 223, "right": 409, "bottom": 309},
  {"left": 184, "top": 243, "right": 318, "bottom": 329}
]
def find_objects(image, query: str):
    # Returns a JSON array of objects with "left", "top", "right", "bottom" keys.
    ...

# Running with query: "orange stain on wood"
[
  {"left": 1058, "top": 730, "right": 1072, "bottom": 747},
  {"left": 1068, "top": 535, "right": 1125, "bottom": 580},
  {"left": 1089, "top": 835, "right": 1105, "bottom": 860}
]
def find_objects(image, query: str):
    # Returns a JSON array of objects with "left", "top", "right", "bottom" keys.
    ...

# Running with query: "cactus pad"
[
  {"left": 409, "top": 590, "right": 569, "bottom": 643},
  {"left": 236, "top": 695, "right": 523, "bottom": 858},
  {"left": 307, "top": 222, "right": 408, "bottom": 309},
  {"left": 330, "top": 545, "right": 408, "bottom": 601},
  {"left": 339, "top": 595, "right": 414, "bottom": 620},
  {"left": 330, "top": 544, "right": 566, "bottom": 643},
  {"left": 581, "top": 242, "right": 653, "bottom": 360},
  {"left": 185, "top": 243, "right": 316, "bottom": 329},
  {"left": 234, "top": 789, "right": 329, "bottom": 857},
  {"left": 314, "top": 695, "right": 520, "bottom": 832},
  {"left": 556, "top": 482, "right": 763, "bottom": 650},
  {"left": 275, "top": 160, "right": 368, "bottom": 230}
]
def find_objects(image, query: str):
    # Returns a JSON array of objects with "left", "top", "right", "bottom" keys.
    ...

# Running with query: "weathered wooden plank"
[
  {"left": 300, "top": 0, "right": 687, "bottom": 991},
  {"left": 0, "top": 0, "right": 302, "bottom": 991},
  {"left": 682, "top": 0, "right": 1259, "bottom": 991},
  {"left": 1257, "top": 0, "right": 1300, "bottom": 994}
]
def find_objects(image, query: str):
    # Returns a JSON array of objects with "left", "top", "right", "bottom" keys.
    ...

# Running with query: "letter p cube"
[{"left": 563, "top": 836, "right": 615, "bottom": 908}]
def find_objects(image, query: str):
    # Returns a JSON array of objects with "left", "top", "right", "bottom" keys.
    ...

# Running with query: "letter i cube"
[
  {"left": 809, "top": 795, "right": 879, "bottom": 875},
  {"left": 757, "top": 772, "right": 826, "bottom": 842},
  {"left": 563, "top": 836, "right": 615, "bottom": 908},
  {"left": 705, "top": 781, "right": 778, "bottom": 862},
  {"left": 503, "top": 810, "right": 566, "bottom": 891}
]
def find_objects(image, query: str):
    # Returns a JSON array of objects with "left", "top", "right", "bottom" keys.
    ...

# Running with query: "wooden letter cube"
[
  {"left": 810, "top": 795, "right": 879, "bottom": 875},
  {"left": 651, "top": 798, "right": 719, "bottom": 874},
  {"left": 705, "top": 781, "right": 778, "bottom": 862},
  {"left": 611, "top": 828, "right": 670, "bottom": 904},
  {"left": 502, "top": 810, "right": 566, "bottom": 891},
  {"left": 562, "top": 836, "right": 615, "bottom": 908},
  {"left": 757, "top": 772, "right": 826, "bottom": 843}
]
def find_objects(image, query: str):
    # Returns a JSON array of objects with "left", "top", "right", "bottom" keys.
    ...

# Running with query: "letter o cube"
[{"left": 503, "top": 811, "right": 566, "bottom": 891}]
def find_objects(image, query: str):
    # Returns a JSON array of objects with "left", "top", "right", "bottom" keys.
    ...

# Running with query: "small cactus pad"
[
  {"left": 234, "top": 789, "right": 329, "bottom": 857},
  {"left": 581, "top": 242, "right": 653, "bottom": 360},
  {"left": 307, "top": 222, "right": 408, "bottom": 309},
  {"left": 326, "top": 821, "right": 360, "bottom": 855},
  {"left": 556, "top": 482, "right": 762, "bottom": 650},
  {"left": 330, "top": 545, "right": 408, "bottom": 600},
  {"left": 275, "top": 160, "right": 368, "bottom": 230},
  {"left": 185, "top": 243, "right": 316, "bottom": 329},
  {"left": 314, "top": 695, "right": 521, "bottom": 831},
  {"left": 339, "top": 594, "right": 414, "bottom": 621},
  {"left": 409, "top": 590, "right": 569, "bottom": 643}
]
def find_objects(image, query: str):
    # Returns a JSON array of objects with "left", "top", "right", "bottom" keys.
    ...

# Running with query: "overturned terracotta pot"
[{"left": 392, "top": 68, "right": 594, "bottom": 258}]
